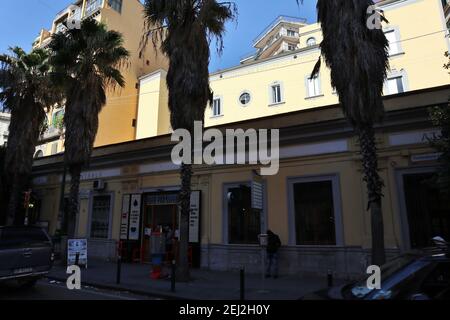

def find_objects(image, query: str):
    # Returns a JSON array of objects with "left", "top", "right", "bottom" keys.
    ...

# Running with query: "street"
[{"left": 0, "top": 279, "right": 159, "bottom": 300}]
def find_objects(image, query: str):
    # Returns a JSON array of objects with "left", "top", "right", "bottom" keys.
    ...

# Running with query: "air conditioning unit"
[{"left": 93, "top": 180, "right": 106, "bottom": 191}]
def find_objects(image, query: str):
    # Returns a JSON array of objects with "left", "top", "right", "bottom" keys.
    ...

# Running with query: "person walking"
[{"left": 266, "top": 230, "right": 281, "bottom": 279}]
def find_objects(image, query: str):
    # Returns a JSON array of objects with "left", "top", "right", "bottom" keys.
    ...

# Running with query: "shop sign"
[
  {"left": 120, "top": 195, "right": 131, "bottom": 240},
  {"left": 67, "top": 239, "right": 87, "bottom": 268},
  {"left": 144, "top": 193, "right": 178, "bottom": 205},
  {"left": 189, "top": 191, "right": 201, "bottom": 243},
  {"left": 128, "top": 194, "right": 141, "bottom": 241}
]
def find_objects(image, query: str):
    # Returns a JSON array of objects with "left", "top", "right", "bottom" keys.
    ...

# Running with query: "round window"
[{"left": 239, "top": 92, "right": 251, "bottom": 106}]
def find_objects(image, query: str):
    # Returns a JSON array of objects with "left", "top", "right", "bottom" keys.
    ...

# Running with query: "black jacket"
[{"left": 267, "top": 233, "right": 281, "bottom": 254}]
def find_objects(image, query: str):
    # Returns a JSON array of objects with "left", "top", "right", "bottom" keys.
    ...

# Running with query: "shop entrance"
[
  {"left": 141, "top": 202, "right": 179, "bottom": 263},
  {"left": 400, "top": 170, "right": 450, "bottom": 249}
]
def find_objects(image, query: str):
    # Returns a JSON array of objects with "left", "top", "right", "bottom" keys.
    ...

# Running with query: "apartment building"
[
  {"left": 0, "top": 111, "right": 10, "bottom": 146},
  {"left": 34, "top": 0, "right": 168, "bottom": 157},
  {"left": 31, "top": 0, "right": 450, "bottom": 277}
]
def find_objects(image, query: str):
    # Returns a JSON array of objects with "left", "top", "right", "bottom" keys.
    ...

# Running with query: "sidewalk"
[{"left": 48, "top": 260, "right": 343, "bottom": 300}]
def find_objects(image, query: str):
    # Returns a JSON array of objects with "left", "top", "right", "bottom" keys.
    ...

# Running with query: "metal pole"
[
  {"left": 327, "top": 269, "right": 333, "bottom": 288},
  {"left": 116, "top": 256, "right": 122, "bottom": 284},
  {"left": 240, "top": 268, "right": 245, "bottom": 300},
  {"left": 171, "top": 260, "right": 176, "bottom": 292}
]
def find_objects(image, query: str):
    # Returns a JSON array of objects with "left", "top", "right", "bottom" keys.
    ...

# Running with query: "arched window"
[
  {"left": 306, "top": 37, "right": 317, "bottom": 47},
  {"left": 34, "top": 150, "right": 44, "bottom": 159}
]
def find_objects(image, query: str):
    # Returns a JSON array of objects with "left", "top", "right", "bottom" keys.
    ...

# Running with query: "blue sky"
[{"left": 0, "top": 0, "right": 318, "bottom": 72}]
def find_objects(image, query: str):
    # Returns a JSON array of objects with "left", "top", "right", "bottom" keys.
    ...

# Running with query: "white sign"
[
  {"left": 411, "top": 153, "right": 442, "bottom": 163},
  {"left": 251, "top": 180, "right": 264, "bottom": 210},
  {"left": 67, "top": 239, "right": 87, "bottom": 268},
  {"left": 128, "top": 194, "right": 141, "bottom": 241},
  {"left": 189, "top": 191, "right": 201, "bottom": 243},
  {"left": 120, "top": 195, "right": 131, "bottom": 240}
]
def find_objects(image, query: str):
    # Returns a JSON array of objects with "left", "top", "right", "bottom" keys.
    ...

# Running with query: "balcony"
[
  {"left": 84, "top": 0, "right": 103, "bottom": 18},
  {"left": 40, "top": 126, "right": 64, "bottom": 143}
]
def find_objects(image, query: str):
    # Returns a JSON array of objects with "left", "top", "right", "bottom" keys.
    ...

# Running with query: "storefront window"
[
  {"left": 292, "top": 180, "right": 336, "bottom": 245},
  {"left": 227, "top": 185, "right": 260, "bottom": 244},
  {"left": 90, "top": 195, "right": 111, "bottom": 239}
]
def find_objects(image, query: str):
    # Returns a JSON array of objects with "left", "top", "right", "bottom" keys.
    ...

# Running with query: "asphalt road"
[{"left": 0, "top": 279, "right": 159, "bottom": 300}]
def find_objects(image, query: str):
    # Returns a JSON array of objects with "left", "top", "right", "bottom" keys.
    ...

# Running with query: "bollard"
[
  {"left": 327, "top": 270, "right": 333, "bottom": 288},
  {"left": 171, "top": 260, "right": 176, "bottom": 292},
  {"left": 116, "top": 256, "right": 122, "bottom": 284},
  {"left": 240, "top": 268, "right": 245, "bottom": 300},
  {"left": 75, "top": 252, "right": 80, "bottom": 266}
]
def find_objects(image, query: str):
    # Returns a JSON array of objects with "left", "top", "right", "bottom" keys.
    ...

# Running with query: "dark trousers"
[{"left": 266, "top": 252, "right": 279, "bottom": 277}]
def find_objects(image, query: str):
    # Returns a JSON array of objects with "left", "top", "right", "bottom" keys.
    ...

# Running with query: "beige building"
[{"left": 30, "top": 0, "right": 450, "bottom": 277}]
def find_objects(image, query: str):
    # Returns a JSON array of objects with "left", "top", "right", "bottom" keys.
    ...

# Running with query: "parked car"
[
  {"left": 0, "top": 226, "right": 54, "bottom": 288},
  {"left": 302, "top": 241, "right": 450, "bottom": 300}
]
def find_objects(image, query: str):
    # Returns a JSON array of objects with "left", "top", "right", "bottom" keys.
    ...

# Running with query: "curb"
[{"left": 45, "top": 275, "right": 194, "bottom": 300}]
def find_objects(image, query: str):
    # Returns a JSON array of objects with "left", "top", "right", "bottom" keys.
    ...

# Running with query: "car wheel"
[{"left": 17, "top": 277, "right": 39, "bottom": 289}]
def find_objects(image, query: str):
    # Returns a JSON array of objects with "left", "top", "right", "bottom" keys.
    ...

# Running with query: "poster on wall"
[
  {"left": 67, "top": 239, "right": 88, "bottom": 268},
  {"left": 189, "top": 191, "right": 201, "bottom": 243},
  {"left": 128, "top": 194, "right": 141, "bottom": 241},
  {"left": 120, "top": 195, "right": 131, "bottom": 240}
]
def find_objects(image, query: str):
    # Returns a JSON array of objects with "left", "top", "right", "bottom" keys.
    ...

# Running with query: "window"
[
  {"left": 239, "top": 92, "right": 251, "bottom": 106},
  {"left": 212, "top": 97, "right": 222, "bottom": 116},
  {"left": 90, "top": 195, "right": 111, "bottom": 239},
  {"left": 386, "top": 75, "right": 405, "bottom": 95},
  {"left": 227, "top": 185, "right": 260, "bottom": 244},
  {"left": 290, "top": 178, "right": 339, "bottom": 245},
  {"left": 306, "top": 37, "right": 316, "bottom": 47},
  {"left": 270, "top": 83, "right": 283, "bottom": 105},
  {"left": 51, "top": 143, "right": 58, "bottom": 155},
  {"left": 306, "top": 75, "right": 321, "bottom": 97},
  {"left": 385, "top": 30, "right": 401, "bottom": 56},
  {"left": 108, "top": 0, "right": 122, "bottom": 13},
  {"left": 287, "top": 29, "right": 296, "bottom": 37},
  {"left": 288, "top": 44, "right": 297, "bottom": 51},
  {"left": 85, "top": 0, "right": 102, "bottom": 16}
]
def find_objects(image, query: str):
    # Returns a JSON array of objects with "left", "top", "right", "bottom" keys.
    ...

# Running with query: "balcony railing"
[{"left": 84, "top": 0, "right": 103, "bottom": 18}]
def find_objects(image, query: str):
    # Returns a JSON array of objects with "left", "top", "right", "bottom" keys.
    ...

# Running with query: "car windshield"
[{"left": 345, "top": 253, "right": 421, "bottom": 299}]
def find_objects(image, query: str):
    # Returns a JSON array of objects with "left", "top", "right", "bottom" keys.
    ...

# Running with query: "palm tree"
[
  {"left": 0, "top": 47, "right": 58, "bottom": 225},
  {"left": 49, "top": 19, "right": 129, "bottom": 234},
  {"left": 304, "top": 0, "right": 390, "bottom": 265},
  {"left": 142, "top": 0, "right": 236, "bottom": 280}
]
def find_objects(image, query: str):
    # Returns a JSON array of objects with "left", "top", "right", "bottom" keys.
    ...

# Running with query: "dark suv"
[{"left": 0, "top": 226, "right": 54, "bottom": 288}]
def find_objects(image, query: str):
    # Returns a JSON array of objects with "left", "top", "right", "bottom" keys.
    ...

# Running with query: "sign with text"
[
  {"left": 128, "top": 194, "right": 141, "bottom": 241},
  {"left": 189, "top": 191, "right": 201, "bottom": 243},
  {"left": 120, "top": 195, "right": 131, "bottom": 240},
  {"left": 251, "top": 179, "right": 264, "bottom": 210},
  {"left": 67, "top": 239, "right": 87, "bottom": 268}
]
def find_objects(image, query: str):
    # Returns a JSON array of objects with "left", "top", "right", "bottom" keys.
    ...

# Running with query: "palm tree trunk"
[
  {"left": 357, "top": 124, "right": 386, "bottom": 266},
  {"left": 177, "top": 162, "right": 192, "bottom": 282},
  {"left": 7, "top": 173, "right": 25, "bottom": 226},
  {"left": 68, "top": 163, "right": 82, "bottom": 238}
]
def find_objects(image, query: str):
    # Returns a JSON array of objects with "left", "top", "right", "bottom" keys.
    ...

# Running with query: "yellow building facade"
[
  {"left": 30, "top": 0, "right": 450, "bottom": 277},
  {"left": 34, "top": 0, "right": 168, "bottom": 157}
]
